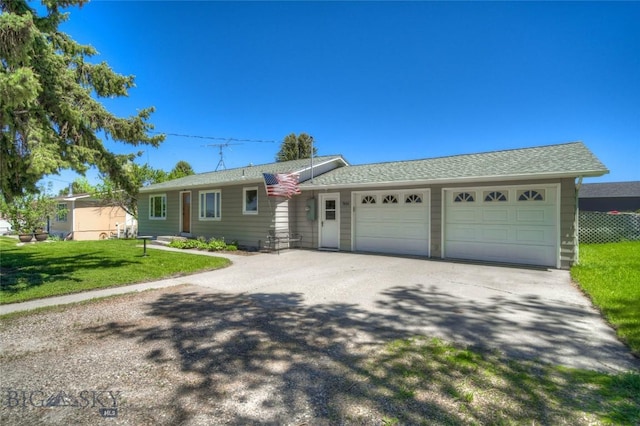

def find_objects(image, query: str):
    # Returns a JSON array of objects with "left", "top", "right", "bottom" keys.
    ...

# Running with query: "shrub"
[
  {"left": 206, "top": 238, "right": 227, "bottom": 251},
  {"left": 168, "top": 237, "right": 236, "bottom": 251}
]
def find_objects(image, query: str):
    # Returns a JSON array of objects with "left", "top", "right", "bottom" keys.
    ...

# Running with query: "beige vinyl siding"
[
  {"left": 73, "top": 201, "right": 127, "bottom": 240},
  {"left": 49, "top": 199, "right": 128, "bottom": 240},
  {"left": 49, "top": 202, "right": 73, "bottom": 237}
]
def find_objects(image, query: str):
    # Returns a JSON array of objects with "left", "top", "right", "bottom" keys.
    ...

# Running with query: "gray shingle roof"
[
  {"left": 140, "top": 155, "right": 345, "bottom": 192},
  {"left": 301, "top": 142, "right": 608, "bottom": 187},
  {"left": 579, "top": 181, "right": 640, "bottom": 198}
]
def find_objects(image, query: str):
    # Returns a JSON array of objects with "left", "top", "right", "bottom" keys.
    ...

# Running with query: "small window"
[
  {"left": 518, "top": 189, "right": 545, "bottom": 201},
  {"left": 454, "top": 192, "right": 475, "bottom": 202},
  {"left": 199, "top": 190, "right": 221, "bottom": 220},
  {"left": 243, "top": 187, "right": 258, "bottom": 214},
  {"left": 405, "top": 194, "right": 422, "bottom": 204},
  {"left": 149, "top": 194, "right": 167, "bottom": 219},
  {"left": 382, "top": 195, "right": 398, "bottom": 204},
  {"left": 56, "top": 203, "right": 68, "bottom": 222},
  {"left": 362, "top": 195, "right": 376, "bottom": 204},
  {"left": 484, "top": 191, "right": 507, "bottom": 202}
]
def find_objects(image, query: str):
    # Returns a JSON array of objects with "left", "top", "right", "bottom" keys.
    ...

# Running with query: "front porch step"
[{"left": 152, "top": 236, "right": 186, "bottom": 246}]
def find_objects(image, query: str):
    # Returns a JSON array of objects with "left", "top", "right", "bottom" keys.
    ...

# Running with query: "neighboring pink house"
[{"left": 49, "top": 194, "right": 135, "bottom": 240}]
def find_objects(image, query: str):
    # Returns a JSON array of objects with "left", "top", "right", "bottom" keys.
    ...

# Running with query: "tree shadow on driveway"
[
  {"left": 83, "top": 283, "right": 639, "bottom": 424},
  {"left": 376, "top": 283, "right": 638, "bottom": 371}
]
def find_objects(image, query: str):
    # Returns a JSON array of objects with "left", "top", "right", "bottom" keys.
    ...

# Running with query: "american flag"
[{"left": 262, "top": 173, "right": 302, "bottom": 198}]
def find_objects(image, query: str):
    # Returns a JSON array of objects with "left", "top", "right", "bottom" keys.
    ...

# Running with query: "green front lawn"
[
  {"left": 0, "top": 237, "right": 230, "bottom": 304},
  {"left": 571, "top": 241, "right": 640, "bottom": 355}
]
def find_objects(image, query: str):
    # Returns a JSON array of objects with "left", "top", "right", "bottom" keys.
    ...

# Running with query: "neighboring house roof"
[
  {"left": 140, "top": 155, "right": 348, "bottom": 192},
  {"left": 300, "top": 141, "right": 608, "bottom": 188},
  {"left": 579, "top": 181, "right": 640, "bottom": 198},
  {"left": 53, "top": 193, "right": 95, "bottom": 202}
]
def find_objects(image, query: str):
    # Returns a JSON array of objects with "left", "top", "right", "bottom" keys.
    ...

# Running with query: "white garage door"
[
  {"left": 354, "top": 190, "right": 430, "bottom": 256},
  {"left": 444, "top": 186, "right": 558, "bottom": 267}
]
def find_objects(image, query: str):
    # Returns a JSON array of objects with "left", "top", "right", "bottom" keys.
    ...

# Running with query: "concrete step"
[{"left": 152, "top": 236, "right": 186, "bottom": 246}]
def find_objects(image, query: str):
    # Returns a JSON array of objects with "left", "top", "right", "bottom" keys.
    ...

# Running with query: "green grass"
[
  {"left": 0, "top": 237, "right": 230, "bottom": 304},
  {"left": 365, "top": 336, "right": 640, "bottom": 425},
  {"left": 571, "top": 241, "right": 640, "bottom": 355}
]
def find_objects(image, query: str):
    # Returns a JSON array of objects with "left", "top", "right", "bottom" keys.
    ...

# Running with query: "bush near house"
[
  {"left": 168, "top": 236, "right": 238, "bottom": 252},
  {"left": 571, "top": 241, "right": 640, "bottom": 355}
]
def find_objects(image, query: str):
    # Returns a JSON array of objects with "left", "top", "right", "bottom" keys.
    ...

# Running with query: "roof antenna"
[{"left": 203, "top": 141, "right": 244, "bottom": 171}]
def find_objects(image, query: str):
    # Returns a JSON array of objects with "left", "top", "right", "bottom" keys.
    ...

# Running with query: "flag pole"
[{"left": 310, "top": 136, "right": 314, "bottom": 184}]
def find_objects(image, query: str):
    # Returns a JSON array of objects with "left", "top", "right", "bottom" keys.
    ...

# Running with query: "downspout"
[{"left": 575, "top": 176, "right": 584, "bottom": 265}]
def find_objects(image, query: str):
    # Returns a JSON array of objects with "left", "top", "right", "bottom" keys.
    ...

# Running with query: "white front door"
[{"left": 319, "top": 193, "right": 340, "bottom": 249}]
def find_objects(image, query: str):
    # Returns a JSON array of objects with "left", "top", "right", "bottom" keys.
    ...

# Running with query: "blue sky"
[{"left": 44, "top": 1, "right": 639, "bottom": 193}]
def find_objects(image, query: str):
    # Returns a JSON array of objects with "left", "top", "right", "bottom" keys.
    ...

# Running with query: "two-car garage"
[{"left": 351, "top": 185, "right": 559, "bottom": 267}]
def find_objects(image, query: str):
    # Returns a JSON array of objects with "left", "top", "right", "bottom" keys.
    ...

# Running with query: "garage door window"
[
  {"left": 454, "top": 192, "right": 475, "bottom": 202},
  {"left": 405, "top": 194, "right": 422, "bottom": 203},
  {"left": 362, "top": 195, "right": 376, "bottom": 204},
  {"left": 484, "top": 191, "right": 508, "bottom": 202},
  {"left": 518, "top": 189, "right": 545, "bottom": 201},
  {"left": 382, "top": 195, "right": 398, "bottom": 204}
]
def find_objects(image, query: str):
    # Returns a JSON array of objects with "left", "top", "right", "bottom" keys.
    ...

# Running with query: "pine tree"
[
  {"left": 275, "top": 133, "right": 317, "bottom": 162},
  {"left": 0, "top": 0, "right": 164, "bottom": 203}
]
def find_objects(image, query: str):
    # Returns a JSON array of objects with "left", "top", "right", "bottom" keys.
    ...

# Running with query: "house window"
[
  {"left": 454, "top": 192, "right": 475, "bottom": 202},
  {"left": 518, "top": 189, "right": 545, "bottom": 201},
  {"left": 199, "top": 190, "right": 221, "bottom": 220},
  {"left": 362, "top": 195, "right": 376, "bottom": 204},
  {"left": 56, "top": 203, "right": 68, "bottom": 222},
  {"left": 243, "top": 187, "right": 258, "bottom": 215},
  {"left": 484, "top": 191, "right": 507, "bottom": 202},
  {"left": 149, "top": 194, "right": 167, "bottom": 219},
  {"left": 382, "top": 195, "right": 398, "bottom": 204},
  {"left": 405, "top": 194, "right": 423, "bottom": 204}
]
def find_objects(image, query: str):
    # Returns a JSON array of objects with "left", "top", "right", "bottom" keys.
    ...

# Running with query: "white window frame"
[
  {"left": 149, "top": 194, "right": 167, "bottom": 220},
  {"left": 243, "top": 187, "right": 259, "bottom": 215},
  {"left": 199, "top": 190, "right": 222, "bottom": 221},
  {"left": 56, "top": 203, "right": 68, "bottom": 222}
]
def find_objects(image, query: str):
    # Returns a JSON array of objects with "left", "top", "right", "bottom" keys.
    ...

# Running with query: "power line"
[
  {"left": 149, "top": 132, "right": 278, "bottom": 171},
  {"left": 150, "top": 131, "right": 276, "bottom": 144}
]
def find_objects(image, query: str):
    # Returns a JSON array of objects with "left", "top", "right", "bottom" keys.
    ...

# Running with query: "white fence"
[{"left": 578, "top": 211, "right": 640, "bottom": 244}]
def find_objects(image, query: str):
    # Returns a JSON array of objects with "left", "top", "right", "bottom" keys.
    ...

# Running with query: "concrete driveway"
[
  {"left": 3, "top": 248, "right": 638, "bottom": 372},
  {"left": 180, "top": 249, "right": 637, "bottom": 372}
]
